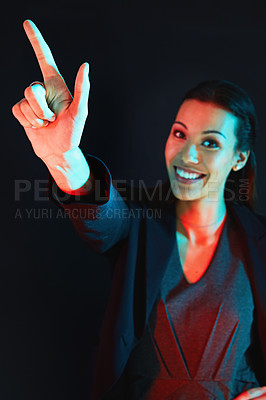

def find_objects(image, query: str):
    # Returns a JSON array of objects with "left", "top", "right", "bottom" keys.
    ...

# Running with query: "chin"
[{"left": 169, "top": 180, "right": 204, "bottom": 202}]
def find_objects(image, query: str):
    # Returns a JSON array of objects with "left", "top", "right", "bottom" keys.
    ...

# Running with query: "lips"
[
  {"left": 173, "top": 166, "right": 206, "bottom": 184},
  {"left": 174, "top": 165, "right": 206, "bottom": 175}
]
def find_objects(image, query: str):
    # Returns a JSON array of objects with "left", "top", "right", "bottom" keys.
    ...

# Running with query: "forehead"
[{"left": 175, "top": 99, "right": 238, "bottom": 136}]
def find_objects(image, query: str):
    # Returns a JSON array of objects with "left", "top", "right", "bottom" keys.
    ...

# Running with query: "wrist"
[{"left": 43, "top": 148, "right": 90, "bottom": 193}]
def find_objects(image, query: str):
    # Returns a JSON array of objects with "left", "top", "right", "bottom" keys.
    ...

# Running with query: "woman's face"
[{"left": 165, "top": 99, "right": 247, "bottom": 202}]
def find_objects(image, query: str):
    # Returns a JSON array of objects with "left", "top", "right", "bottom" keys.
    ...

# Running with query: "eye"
[
  {"left": 172, "top": 129, "right": 220, "bottom": 149},
  {"left": 202, "top": 138, "right": 220, "bottom": 149},
  {"left": 173, "top": 130, "right": 185, "bottom": 139}
]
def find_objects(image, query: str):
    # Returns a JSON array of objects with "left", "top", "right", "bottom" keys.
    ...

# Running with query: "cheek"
[
  {"left": 165, "top": 138, "right": 180, "bottom": 165},
  {"left": 207, "top": 153, "right": 233, "bottom": 178}
]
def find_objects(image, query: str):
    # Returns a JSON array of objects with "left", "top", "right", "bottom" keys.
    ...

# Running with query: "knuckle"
[
  {"left": 19, "top": 98, "right": 29, "bottom": 113},
  {"left": 12, "top": 101, "right": 33, "bottom": 128},
  {"left": 31, "top": 83, "right": 46, "bottom": 97},
  {"left": 12, "top": 103, "right": 19, "bottom": 116},
  {"left": 24, "top": 85, "right": 33, "bottom": 99},
  {"left": 24, "top": 85, "right": 46, "bottom": 116}
]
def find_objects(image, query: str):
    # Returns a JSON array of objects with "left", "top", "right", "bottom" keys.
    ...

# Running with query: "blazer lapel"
[
  {"left": 141, "top": 177, "right": 266, "bottom": 384},
  {"left": 144, "top": 198, "right": 266, "bottom": 332},
  {"left": 145, "top": 199, "right": 177, "bottom": 326},
  {"left": 228, "top": 201, "right": 266, "bottom": 376}
]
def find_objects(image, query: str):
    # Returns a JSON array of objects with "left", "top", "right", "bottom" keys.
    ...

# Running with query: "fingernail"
[
  {"left": 30, "top": 81, "right": 45, "bottom": 89},
  {"left": 48, "top": 115, "right": 56, "bottom": 122}
]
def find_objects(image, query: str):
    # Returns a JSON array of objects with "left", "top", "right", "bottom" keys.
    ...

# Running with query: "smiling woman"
[
  {"left": 174, "top": 80, "right": 258, "bottom": 210},
  {"left": 12, "top": 21, "right": 266, "bottom": 400}
]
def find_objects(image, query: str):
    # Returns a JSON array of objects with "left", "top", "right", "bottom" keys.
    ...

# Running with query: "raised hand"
[{"left": 12, "top": 20, "right": 90, "bottom": 192}]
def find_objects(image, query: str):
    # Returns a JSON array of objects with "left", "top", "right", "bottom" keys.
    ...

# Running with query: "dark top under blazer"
[{"left": 48, "top": 154, "right": 266, "bottom": 400}]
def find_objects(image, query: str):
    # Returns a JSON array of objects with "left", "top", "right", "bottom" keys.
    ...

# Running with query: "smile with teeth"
[{"left": 174, "top": 167, "right": 206, "bottom": 180}]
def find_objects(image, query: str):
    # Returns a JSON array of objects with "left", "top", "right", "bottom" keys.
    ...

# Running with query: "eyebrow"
[{"left": 174, "top": 121, "right": 226, "bottom": 139}]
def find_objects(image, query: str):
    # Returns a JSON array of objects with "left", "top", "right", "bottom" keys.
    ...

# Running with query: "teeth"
[{"left": 175, "top": 167, "right": 202, "bottom": 180}]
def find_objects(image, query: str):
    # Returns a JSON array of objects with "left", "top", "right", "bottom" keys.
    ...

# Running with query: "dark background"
[{"left": 3, "top": 0, "right": 266, "bottom": 399}]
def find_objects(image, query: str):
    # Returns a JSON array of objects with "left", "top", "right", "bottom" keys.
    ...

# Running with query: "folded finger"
[
  {"left": 19, "top": 99, "right": 48, "bottom": 128},
  {"left": 12, "top": 101, "right": 34, "bottom": 128},
  {"left": 24, "top": 83, "right": 56, "bottom": 121}
]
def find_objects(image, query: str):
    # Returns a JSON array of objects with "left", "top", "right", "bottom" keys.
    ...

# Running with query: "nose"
[{"left": 180, "top": 143, "right": 200, "bottom": 164}]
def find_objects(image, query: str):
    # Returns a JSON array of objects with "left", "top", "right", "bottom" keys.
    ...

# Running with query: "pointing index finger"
[{"left": 23, "top": 20, "right": 60, "bottom": 80}]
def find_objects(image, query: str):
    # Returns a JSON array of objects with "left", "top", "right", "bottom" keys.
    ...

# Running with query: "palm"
[{"left": 25, "top": 75, "right": 77, "bottom": 159}]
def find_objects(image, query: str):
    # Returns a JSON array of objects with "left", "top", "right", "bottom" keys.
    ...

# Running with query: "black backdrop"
[{"left": 3, "top": 1, "right": 266, "bottom": 399}]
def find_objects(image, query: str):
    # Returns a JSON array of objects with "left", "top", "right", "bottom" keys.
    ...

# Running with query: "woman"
[{"left": 12, "top": 20, "right": 266, "bottom": 400}]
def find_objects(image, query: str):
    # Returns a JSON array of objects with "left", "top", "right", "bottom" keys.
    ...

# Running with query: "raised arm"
[
  {"left": 12, "top": 20, "right": 131, "bottom": 253},
  {"left": 12, "top": 20, "right": 90, "bottom": 195}
]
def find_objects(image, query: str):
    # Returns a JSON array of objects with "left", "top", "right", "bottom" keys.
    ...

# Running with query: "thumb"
[{"left": 70, "top": 62, "right": 90, "bottom": 119}]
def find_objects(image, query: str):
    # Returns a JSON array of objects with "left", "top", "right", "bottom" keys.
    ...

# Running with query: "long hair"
[{"left": 180, "top": 79, "right": 258, "bottom": 211}]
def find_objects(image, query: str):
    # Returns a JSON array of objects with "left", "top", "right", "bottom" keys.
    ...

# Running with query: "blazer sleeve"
[{"left": 46, "top": 154, "right": 131, "bottom": 254}]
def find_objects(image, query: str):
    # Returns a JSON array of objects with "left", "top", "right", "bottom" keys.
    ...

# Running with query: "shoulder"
[
  {"left": 253, "top": 212, "right": 266, "bottom": 226},
  {"left": 227, "top": 200, "right": 266, "bottom": 240},
  {"left": 228, "top": 200, "right": 266, "bottom": 221}
]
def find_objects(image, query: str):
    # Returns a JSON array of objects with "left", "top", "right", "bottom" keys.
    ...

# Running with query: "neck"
[{"left": 176, "top": 197, "right": 227, "bottom": 246}]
